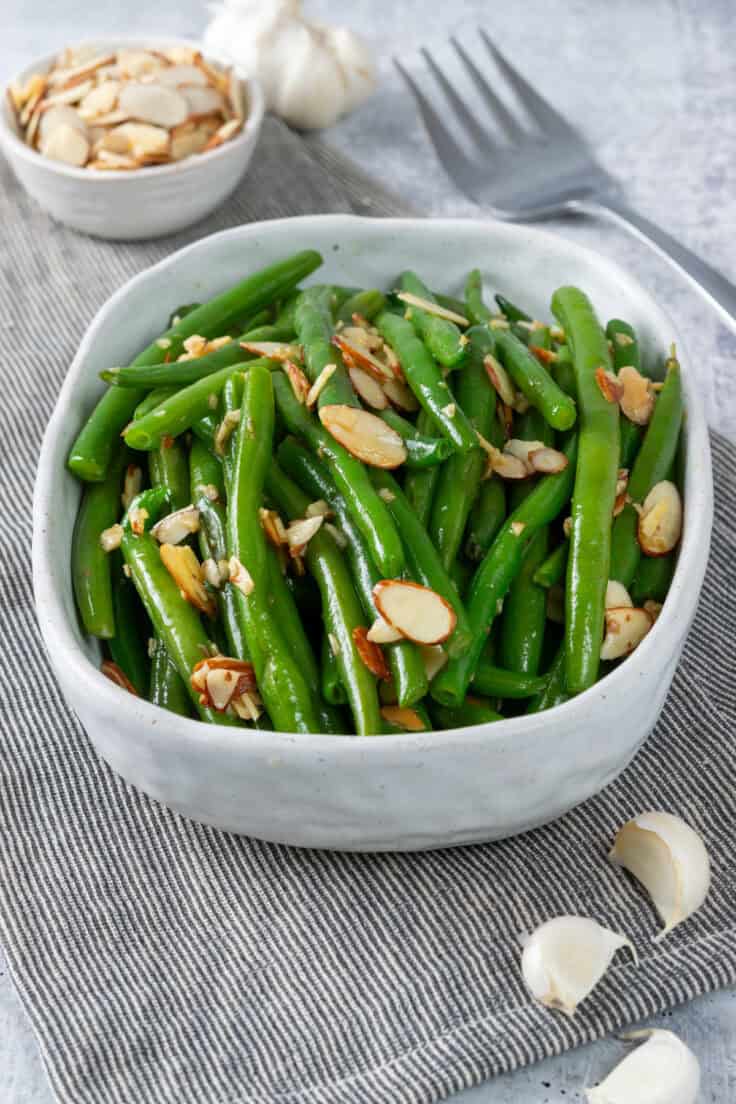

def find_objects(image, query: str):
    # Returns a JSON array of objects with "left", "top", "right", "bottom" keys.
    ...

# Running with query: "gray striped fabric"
[{"left": 1, "top": 117, "right": 735, "bottom": 1104}]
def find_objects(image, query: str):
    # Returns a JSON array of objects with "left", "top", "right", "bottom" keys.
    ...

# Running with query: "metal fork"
[{"left": 396, "top": 30, "right": 736, "bottom": 330}]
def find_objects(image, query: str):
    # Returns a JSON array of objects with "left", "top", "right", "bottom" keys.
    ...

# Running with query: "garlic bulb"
[
  {"left": 521, "top": 916, "right": 637, "bottom": 1016},
  {"left": 586, "top": 1029, "right": 700, "bottom": 1104},
  {"left": 204, "top": 0, "right": 376, "bottom": 129},
  {"left": 609, "top": 811, "right": 710, "bottom": 941}
]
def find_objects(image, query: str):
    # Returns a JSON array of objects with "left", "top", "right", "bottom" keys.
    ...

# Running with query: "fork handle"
[{"left": 585, "top": 196, "right": 736, "bottom": 330}]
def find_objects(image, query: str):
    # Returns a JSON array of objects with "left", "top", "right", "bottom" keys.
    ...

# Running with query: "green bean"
[
  {"left": 272, "top": 370, "right": 404, "bottom": 578},
  {"left": 272, "top": 291, "right": 300, "bottom": 333},
  {"left": 277, "top": 436, "right": 428, "bottom": 708},
  {"left": 431, "top": 433, "right": 577, "bottom": 707},
  {"left": 168, "top": 302, "right": 200, "bottom": 328},
  {"left": 606, "top": 318, "right": 649, "bottom": 468},
  {"left": 189, "top": 437, "right": 225, "bottom": 504},
  {"left": 533, "top": 540, "right": 568, "bottom": 588},
  {"left": 196, "top": 496, "right": 249, "bottom": 662},
  {"left": 368, "top": 469, "right": 473, "bottom": 659},
  {"left": 429, "top": 326, "right": 498, "bottom": 571},
  {"left": 107, "top": 551, "right": 150, "bottom": 694},
  {"left": 552, "top": 345, "right": 577, "bottom": 399},
  {"left": 148, "top": 437, "right": 190, "bottom": 513},
  {"left": 630, "top": 554, "right": 675, "bottom": 605},
  {"left": 464, "top": 478, "right": 507, "bottom": 562},
  {"left": 551, "top": 287, "right": 620, "bottom": 695},
  {"left": 227, "top": 365, "right": 321, "bottom": 733},
  {"left": 266, "top": 462, "right": 383, "bottom": 736},
  {"left": 494, "top": 330, "right": 577, "bottom": 431},
  {"left": 120, "top": 487, "right": 235, "bottom": 724},
  {"left": 321, "top": 633, "right": 347, "bottom": 705},
  {"left": 236, "top": 307, "right": 272, "bottom": 333},
  {"left": 398, "top": 271, "right": 467, "bottom": 369},
  {"left": 295, "top": 286, "right": 357, "bottom": 408},
  {"left": 495, "top": 294, "right": 532, "bottom": 323},
  {"left": 124, "top": 363, "right": 259, "bottom": 450},
  {"left": 134, "top": 387, "right": 177, "bottom": 421},
  {"left": 472, "top": 659, "right": 548, "bottom": 699},
  {"left": 378, "top": 409, "right": 454, "bottom": 468},
  {"left": 430, "top": 698, "right": 503, "bottom": 729},
  {"left": 69, "top": 250, "right": 322, "bottom": 482},
  {"left": 402, "top": 409, "right": 443, "bottom": 526},
  {"left": 374, "top": 311, "right": 477, "bottom": 452},
  {"left": 71, "top": 445, "right": 128, "bottom": 638},
  {"left": 526, "top": 644, "right": 568, "bottom": 713},
  {"left": 190, "top": 412, "right": 218, "bottom": 451},
  {"left": 336, "top": 289, "right": 387, "bottom": 324},
  {"left": 433, "top": 291, "right": 470, "bottom": 317},
  {"left": 450, "top": 558, "right": 473, "bottom": 596},
  {"left": 465, "top": 269, "right": 493, "bottom": 325},
  {"left": 609, "top": 351, "right": 683, "bottom": 587},
  {"left": 148, "top": 636, "right": 192, "bottom": 717}
]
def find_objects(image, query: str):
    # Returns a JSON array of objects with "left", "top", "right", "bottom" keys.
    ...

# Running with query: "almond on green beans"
[
  {"left": 160, "top": 543, "right": 216, "bottom": 616},
  {"left": 637, "top": 481, "right": 683, "bottom": 556},
  {"left": 366, "top": 616, "right": 402, "bottom": 644},
  {"left": 618, "top": 365, "right": 655, "bottom": 425},
  {"left": 352, "top": 626, "right": 391, "bottom": 679},
  {"left": 319, "top": 405, "right": 407, "bottom": 469},
  {"left": 332, "top": 332, "right": 395, "bottom": 382},
  {"left": 380, "top": 705, "right": 428, "bottom": 732},
  {"left": 240, "top": 341, "right": 303, "bottom": 362},
  {"left": 150, "top": 504, "right": 200, "bottom": 545},
  {"left": 348, "top": 365, "right": 388, "bottom": 410},
  {"left": 101, "top": 659, "right": 139, "bottom": 695},
  {"left": 600, "top": 606, "right": 653, "bottom": 661},
  {"left": 372, "top": 580, "right": 457, "bottom": 645},
  {"left": 395, "top": 291, "right": 469, "bottom": 326}
]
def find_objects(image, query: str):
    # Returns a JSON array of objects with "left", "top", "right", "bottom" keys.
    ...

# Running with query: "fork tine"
[
  {"left": 394, "top": 58, "right": 475, "bottom": 178},
  {"left": 420, "top": 47, "right": 497, "bottom": 151},
  {"left": 479, "top": 29, "right": 577, "bottom": 138},
  {"left": 449, "top": 36, "right": 526, "bottom": 143}
]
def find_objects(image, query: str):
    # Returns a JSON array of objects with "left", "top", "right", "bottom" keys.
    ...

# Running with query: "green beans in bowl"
[{"left": 33, "top": 217, "right": 711, "bottom": 849}]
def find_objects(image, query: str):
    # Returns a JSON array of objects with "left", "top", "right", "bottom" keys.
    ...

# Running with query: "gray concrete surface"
[{"left": 2, "top": 0, "right": 735, "bottom": 1099}]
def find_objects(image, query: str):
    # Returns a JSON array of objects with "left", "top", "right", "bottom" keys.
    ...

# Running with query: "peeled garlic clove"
[
  {"left": 609, "top": 811, "right": 710, "bottom": 941},
  {"left": 586, "top": 1029, "right": 700, "bottom": 1104},
  {"left": 521, "top": 916, "right": 637, "bottom": 1016}
]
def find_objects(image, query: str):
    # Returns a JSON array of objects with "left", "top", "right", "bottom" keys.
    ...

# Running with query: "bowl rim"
[
  {"left": 0, "top": 34, "right": 265, "bottom": 181},
  {"left": 32, "top": 214, "right": 713, "bottom": 756}
]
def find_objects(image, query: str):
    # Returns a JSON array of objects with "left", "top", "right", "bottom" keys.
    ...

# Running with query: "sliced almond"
[
  {"left": 259, "top": 508, "right": 288, "bottom": 548},
  {"left": 373, "top": 580, "right": 456, "bottom": 645},
  {"left": 497, "top": 399, "right": 514, "bottom": 439},
  {"left": 348, "top": 366, "right": 388, "bottom": 410},
  {"left": 529, "top": 344, "right": 558, "bottom": 365},
  {"left": 205, "top": 666, "right": 241, "bottom": 711},
  {"left": 41, "top": 79, "right": 94, "bottom": 109},
  {"left": 38, "top": 104, "right": 88, "bottom": 143},
  {"left": 121, "top": 464, "right": 143, "bottom": 510},
  {"left": 100, "top": 121, "right": 170, "bottom": 160},
  {"left": 284, "top": 361, "right": 310, "bottom": 405},
  {"left": 643, "top": 599, "right": 664, "bottom": 622},
  {"left": 231, "top": 689, "right": 263, "bottom": 722},
  {"left": 619, "top": 365, "right": 655, "bottom": 425},
  {"left": 485, "top": 446, "right": 529, "bottom": 481},
  {"left": 637, "top": 480, "right": 683, "bottom": 556},
  {"left": 528, "top": 446, "right": 569, "bottom": 474},
  {"left": 419, "top": 643, "right": 448, "bottom": 681},
  {"left": 366, "top": 616, "right": 402, "bottom": 644},
  {"left": 605, "top": 580, "right": 633, "bottom": 609},
  {"left": 214, "top": 409, "right": 240, "bottom": 456},
  {"left": 505, "top": 438, "right": 547, "bottom": 471},
  {"left": 164, "top": 45, "right": 199, "bottom": 66},
  {"left": 306, "top": 363, "right": 337, "bottom": 407},
  {"left": 203, "top": 117, "right": 243, "bottom": 151},
  {"left": 332, "top": 333, "right": 394, "bottom": 381},
  {"left": 160, "top": 544, "right": 215, "bottom": 616},
  {"left": 352, "top": 627, "right": 390, "bottom": 680},
  {"left": 183, "top": 84, "right": 225, "bottom": 118},
  {"left": 228, "top": 68, "right": 246, "bottom": 118},
  {"left": 484, "top": 353, "right": 517, "bottom": 406},
  {"left": 99, "top": 523, "right": 123, "bottom": 552},
  {"left": 600, "top": 607, "right": 653, "bottom": 661},
  {"left": 101, "top": 659, "right": 139, "bottom": 695},
  {"left": 241, "top": 341, "right": 302, "bottom": 362},
  {"left": 170, "top": 123, "right": 211, "bottom": 160},
  {"left": 306, "top": 500, "right": 331, "bottom": 518},
  {"left": 116, "top": 49, "right": 164, "bottom": 78},
  {"left": 157, "top": 63, "right": 209, "bottom": 87},
  {"left": 380, "top": 705, "right": 427, "bottom": 732},
  {"left": 382, "top": 377, "right": 419, "bottom": 412},
  {"left": 40, "top": 123, "right": 89, "bottom": 166},
  {"left": 87, "top": 108, "right": 130, "bottom": 127},
  {"left": 118, "top": 81, "right": 188, "bottom": 127},
  {"left": 90, "top": 150, "right": 138, "bottom": 170},
  {"left": 395, "top": 291, "right": 468, "bottom": 326},
  {"left": 319, "top": 405, "right": 406, "bottom": 469},
  {"left": 24, "top": 107, "right": 42, "bottom": 148},
  {"left": 48, "top": 52, "right": 117, "bottom": 88},
  {"left": 229, "top": 556, "right": 254, "bottom": 597},
  {"left": 286, "top": 515, "right": 323, "bottom": 554},
  {"left": 595, "top": 366, "right": 624, "bottom": 404},
  {"left": 78, "top": 79, "right": 120, "bottom": 118},
  {"left": 151, "top": 504, "right": 200, "bottom": 545}
]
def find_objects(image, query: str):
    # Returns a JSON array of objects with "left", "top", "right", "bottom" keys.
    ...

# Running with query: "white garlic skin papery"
[{"left": 204, "top": 0, "right": 376, "bottom": 129}]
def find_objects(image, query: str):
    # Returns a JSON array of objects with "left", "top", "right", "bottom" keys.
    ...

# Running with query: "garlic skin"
[
  {"left": 609, "top": 811, "right": 710, "bottom": 941},
  {"left": 586, "top": 1029, "right": 700, "bottom": 1104},
  {"left": 204, "top": 0, "right": 376, "bottom": 129},
  {"left": 521, "top": 916, "right": 637, "bottom": 1016}
]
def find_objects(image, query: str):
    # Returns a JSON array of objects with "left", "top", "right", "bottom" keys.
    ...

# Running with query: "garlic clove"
[
  {"left": 586, "top": 1029, "right": 700, "bottom": 1104},
  {"left": 609, "top": 811, "right": 710, "bottom": 941},
  {"left": 322, "top": 25, "right": 376, "bottom": 114},
  {"left": 521, "top": 916, "right": 637, "bottom": 1016}
]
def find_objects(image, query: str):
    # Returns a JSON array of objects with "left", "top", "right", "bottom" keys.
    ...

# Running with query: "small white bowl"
[
  {"left": 32, "top": 215, "right": 713, "bottom": 851},
  {"left": 0, "top": 37, "right": 265, "bottom": 240}
]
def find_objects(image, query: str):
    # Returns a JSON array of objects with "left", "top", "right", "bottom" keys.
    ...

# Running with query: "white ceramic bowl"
[
  {"left": 32, "top": 215, "right": 713, "bottom": 851},
  {"left": 0, "top": 37, "right": 265, "bottom": 240}
]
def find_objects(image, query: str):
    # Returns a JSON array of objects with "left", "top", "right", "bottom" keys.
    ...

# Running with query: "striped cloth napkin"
[{"left": 1, "top": 117, "right": 734, "bottom": 1104}]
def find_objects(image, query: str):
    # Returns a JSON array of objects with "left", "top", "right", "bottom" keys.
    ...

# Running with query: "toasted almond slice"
[
  {"left": 380, "top": 705, "right": 427, "bottom": 732},
  {"left": 600, "top": 606, "right": 653, "bottom": 661},
  {"left": 497, "top": 399, "right": 514, "bottom": 439},
  {"left": 284, "top": 360, "right": 310, "bottom": 404},
  {"left": 38, "top": 104, "right": 88, "bottom": 143},
  {"left": 11, "top": 72, "right": 44, "bottom": 112},
  {"left": 87, "top": 155, "right": 137, "bottom": 171},
  {"left": 613, "top": 467, "right": 630, "bottom": 517},
  {"left": 121, "top": 464, "right": 142, "bottom": 510},
  {"left": 100, "top": 121, "right": 170, "bottom": 160},
  {"left": 116, "top": 48, "right": 164, "bottom": 78},
  {"left": 183, "top": 84, "right": 226, "bottom": 118},
  {"left": 619, "top": 365, "right": 655, "bottom": 425},
  {"left": 306, "top": 363, "right": 337, "bottom": 407},
  {"left": 214, "top": 409, "right": 240, "bottom": 456},
  {"left": 332, "top": 334, "right": 394, "bottom": 381},
  {"left": 483, "top": 353, "right": 517, "bottom": 406},
  {"left": 40, "top": 122, "right": 89, "bottom": 166},
  {"left": 228, "top": 68, "right": 246, "bottom": 119},
  {"left": 366, "top": 616, "right": 403, "bottom": 644},
  {"left": 643, "top": 599, "right": 664, "bottom": 622},
  {"left": 118, "top": 81, "right": 188, "bottom": 127},
  {"left": 202, "top": 557, "right": 227, "bottom": 588},
  {"left": 510, "top": 521, "right": 526, "bottom": 537},
  {"left": 382, "top": 377, "right": 419, "bottom": 412},
  {"left": 205, "top": 666, "right": 241, "bottom": 711},
  {"left": 19, "top": 75, "right": 47, "bottom": 125},
  {"left": 637, "top": 480, "right": 683, "bottom": 556},
  {"left": 343, "top": 323, "right": 383, "bottom": 351},
  {"left": 99, "top": 523, "right": 124, "bottom": 553},
  {"left": 202, "top": 117, "right": 243, "bottom": 151},
  {"left": 286, "top": 515, "right": 323, "bottom": 551},
  {"left": 170, "top": 123, "right": 211, "bottom": 160},
  {"left": 229, "top": 556, "right": 254, "bottom": 597},
  {"left": 78, "top": 80, "right": 120, "bottom": 118},
  {"left": 241, "top": 340, "right": 302, "bottom": 361},
  {"left": 529, "top": 344, "right": 558, "bottom": 365},
  {"left": 529, "top": 446, "right": 569, "bottom": 474},
  {"left": 130, "top": 505, "right": 150, "bottom": 536},
  {"left": 164, "top": 45, "right": 199, "bottom": 66},
  {"left": 563, "top": 515, "right": 573, "bottom": 538},
  {"left": 101, "top": 659, "right": 139, "bottom": 695},
  {"left": 24, "top": 107, "right": 42, "bottom": 148},
  {"left": 419, "top": 643, "right": 448, "bottom": 681},
  {"left": 319, "top": 405, "right": 407, "bottom": 469},
  {"left": 87, "top": 108, "right": 130, "bottom": 127},
  {"left": 151, "top": 504, "right": 200, "bottom": 545},
  {"left": 157, "top": 63, "right": 209, "bottom": 87},
  {"left": 306, "top": 500, "right": 331, "bottom": 518},
  {"left": 41, "top": 79, "right": 94, "bottom": 109},
  {"left": 487, "top": 447, "right": 529, "bottom": 481},
  {"left": 595, "top": 366, "right": 624, "bottom": 404},
  {"left": 49, "top": 52, "right": 116, "bottom": 87},
  {"left": 160, "top": 544, "right": 215, "bottom": 616},
  {"left": 373, "top": 580, "right": 457, "bottom": 645},
  {"left": 259, "top": 507, "right": 288, "bottom": 548},
  {"left": 348, "top": 365, "right": 388, "bottom": 410},
  {"left": 395, "top": 291, "right": 468, "bottom": 326},
  {"left": 605, "top": 580, "right": 633, "bottom": 609},
  {"left": 505, "top": 438, "right": 547, "bottom": 470},
  {"left": 352, "top": 626, "right": 390, "bottom": 679}
]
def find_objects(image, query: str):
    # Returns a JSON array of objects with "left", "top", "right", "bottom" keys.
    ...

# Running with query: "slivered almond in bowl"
[{"left": 1, "top": 37, "right": 264, "bottom": 238}]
